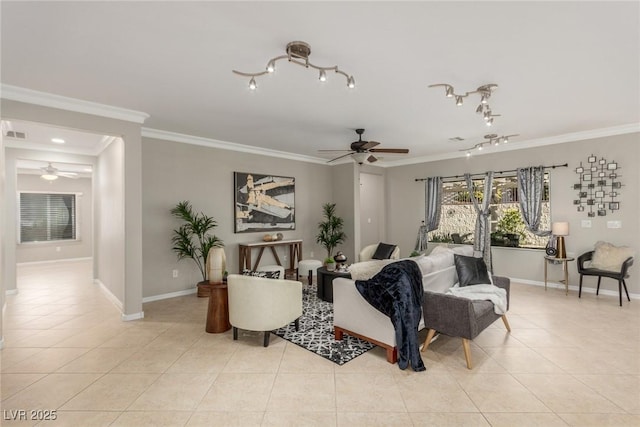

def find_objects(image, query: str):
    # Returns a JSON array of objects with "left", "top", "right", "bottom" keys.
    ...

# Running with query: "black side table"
[{"left": 317, "top": 267, "right": 351, "bottom": 303}]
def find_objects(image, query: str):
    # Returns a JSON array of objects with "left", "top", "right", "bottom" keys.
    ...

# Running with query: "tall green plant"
[
  {"left": 171, "top": 201, "right": 223, "bottom": 282},
  {"left": 496, "top": 208, "right": 526, "bottom": 239},
  {"left": 316, "top": 202, "right": 347, "bottom": 258}
]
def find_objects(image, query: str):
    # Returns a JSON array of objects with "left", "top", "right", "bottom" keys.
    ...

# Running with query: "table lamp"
[{"left": 551, "top": 222, "right": 569, "bottom": 259}]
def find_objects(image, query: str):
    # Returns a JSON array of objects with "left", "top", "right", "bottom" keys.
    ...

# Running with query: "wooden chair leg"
[
  {"left": 263, "top": 331, "right": 270, "bottom": 347},
  {"left": 501, "top": 315, "right": 511, "bottom": 332},
  {"left": 579, "top": 275, "right": 583, "bottom": 298},
  {"left": 597, "top": 276, "right": 602, "bottom": 295},
  {"left": 233, "top": 326, "right": 238, "bottom": 340},
  {"left": 618, "top": 281, "right": 623, "bottom": 306},
  {"left": 461, "top": 338, "right": 472, "bottom": 369},
  {"left": 421, "top": 329, "right": 437, "bottom": 352},
  {"left": 294, "top": 318, "right": 300, "bottom": 331}
]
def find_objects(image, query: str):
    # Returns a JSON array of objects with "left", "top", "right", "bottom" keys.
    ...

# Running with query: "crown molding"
[
  {"left": 383, "top": 123, "right": 640, "bottom": 168},
  {"left": 142, "top": 128, "right": 328, "bottom": 165},
  {"left": 1, "top": 84, "right": 150, "bottom": 124}
]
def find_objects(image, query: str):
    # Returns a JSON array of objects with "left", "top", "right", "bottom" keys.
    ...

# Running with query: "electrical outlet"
[
  {"left": 607, "top": 220, "right": 622, "bottom": 229},
  {"left": 172, "top": 269, "right": 179, "bottom": 278},
  {"left": 581, "top": 220, "right": 592, "bottom": 228}
]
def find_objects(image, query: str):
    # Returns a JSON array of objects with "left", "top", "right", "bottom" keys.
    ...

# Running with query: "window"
[
  {"left": 19, "top": 192, "right": 78, "bottom": 243},
  {"left": 429, "top": 173, "right": 550, "bottom": 248}
]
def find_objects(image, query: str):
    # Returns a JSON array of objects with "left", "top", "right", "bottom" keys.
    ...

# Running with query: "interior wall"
[
  {"left": 1, "top": 99, "right": 144, "bottom": 318},
  {"left": 330, "top": 162, "right": 358, "bottom": 263},
  {"left": 95, "top": 138, "right": 125, "bottom": 303},
  {"left": 0, "top": 130, "right": 6, "bottom": 347},
  {"left": 386, "top": 132, "right": 640, "bottom": 295},
  {"left": 15, "top": 173, "right": 93, "bottom": 264},
  {"left": 141, "top": 137, "right": 333, "bottom": 298}
]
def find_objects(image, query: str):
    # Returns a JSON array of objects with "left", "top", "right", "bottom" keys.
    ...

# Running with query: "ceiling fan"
[
  {"left": 40, "top": 162, "right": 79, "bottom": 180},
  {"left": 320, "top": 129, "right": 410, "bottom": 164}
]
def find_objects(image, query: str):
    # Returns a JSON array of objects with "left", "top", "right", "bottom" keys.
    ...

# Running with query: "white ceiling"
[{"left": 1, "top": 1, "right": 639, "bottom": 165}]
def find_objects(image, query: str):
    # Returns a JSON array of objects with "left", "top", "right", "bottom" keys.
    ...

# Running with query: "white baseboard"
[
  {"left": 17, "top": 257, "right": 92, "bottom": 266},
  {"left": 509, "top": 277, "right": 639, "bottom": 300},
  {"left": 94, "top": 279, "right": 123, "bottom": 311},
  {"left": 142, "top": 287, "right": 197, "bottom": 303},
  {"left": 5, "top": 289, "right": 18, "bottom": 296},
  {"left": 121, "top": 311, "right": 144, "bottom": 321}
]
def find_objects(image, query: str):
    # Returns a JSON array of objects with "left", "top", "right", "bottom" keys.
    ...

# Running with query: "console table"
[
  {"left": 544, "top": 255, "right": 575, "bottom": 295},
  {"left": 238, "top": 239, "right": 302, "bottom": 279}
]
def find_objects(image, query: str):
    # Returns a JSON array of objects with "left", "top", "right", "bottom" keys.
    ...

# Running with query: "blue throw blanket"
[{"left": 355, "top": 260, "right": 425, "bottom": 371}]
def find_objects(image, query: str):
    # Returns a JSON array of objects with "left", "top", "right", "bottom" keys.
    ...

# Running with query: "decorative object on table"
[
  {"left": 316, "top": 202, "right": 347, "bottom": 259},
  {"left": 232, "top": 41, "right": 356, "bottom": 90},
  {"left": 551, "top": 221, "right": 569, "bottom": 259},
  {"left": 325, "top": 257, "right": 336, "bottom": 272},
  {"left": 206, "top": 247, "right": 226, "bottom": 284},
  {"left": 333, "top": 251, "right": 347, "bottom": 271},
  {"left": 272, "top": 282, "right": 374, "bottom": 365},
  {"left": 170, "top": 201, "right": 224, "bottom": 297},
  {"left": 574, "top": 155, "right": 622, "bottom": 216},
  {"left": 545, "top": 237, "right": 557, "bottom": 256},
  {"left": 234, "top": 172, "right": 295, "bottom": 233},
  {"left": 263, "top": 234, "right": 273, "bottom": 242}
]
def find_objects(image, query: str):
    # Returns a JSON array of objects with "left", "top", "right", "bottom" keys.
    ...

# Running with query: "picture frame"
[
  {"left": 599, "top": 159, "right": 606, "bottom": 165},
  {"left": 587, "top": 183, "right": 595, "bottom": 189},
  {"left": 582, "top": 173, "right": 592, "bottom": 181},
  {"left": 575, "top": 167, "right": 584, "bottom": 174},
  {"left": 597, "top": 203, "right": 605, "bottom": 209},
  {"left": 590, "top": 166, "right": 597, "bottom": 172},
  {"left": 610, "top": 191, "right": 618, "bottom": 197},
  {"left": 607, "top": 162, "right": 617, "bottom": 170},
  {"left": 609, "top": 202, "right": 620, "bottom": 210},
  {"left": 573, "top": 183, "right": 582, "bottom": 190},
  {"left": 612, "top": 181, "right": 622, "bottom": 189},
  {"left": 597, "top": 180, "right": 607, "bottom": 186},
  {"left": 598, "top": 172, "right": 605, "bottom": 178},
  {"left": 588, "top": 155, "right": 596, "bottom": 163},
  {"left": 609, "top": 173, "right": 617, "bottom": 179},
  {"left": 597, "top": 209, "right": 607, "bottom": 216},
  {"left": 233, "top": 171, "right": 295, "bottom": 233},
  {"left": 587, "top": 199, "right": 595, "bottom": 205},
  {"left": 573, "top": 199, "right": 581, "bottom": 205},
  {"left": 595, "top": 190, "right": 604, "bottom": 198},
  {"left": 579, "top": 191, "right": 587, "bottom": 198},
  {"left": 577, "top": 206, "right": 584, "bottom": 212},
  {"left": 588, "top": 211, "right": 596, "bottom": 217}
]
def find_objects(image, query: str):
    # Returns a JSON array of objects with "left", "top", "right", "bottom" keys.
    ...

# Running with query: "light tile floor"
[{"left": 1, "top": 260, "right": 639, "bottom": 426}]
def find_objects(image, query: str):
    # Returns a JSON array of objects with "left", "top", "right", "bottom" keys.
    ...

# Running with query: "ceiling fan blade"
[
  {"left": 327, "top": 152, "right": 356, "bottom": 163},
  {"left": 367, "top": 155, "right": 378, "bottom": 163},
  {"left": 360, "top": 141, "right": 380, "bottom": 150},
  {"left": 58, "top": 172, "right": 79, "bottom": 179},
  {"left": 369, "top": 148, "right": 409, "bottom": 154},
  {"left": 318, "top": 149, "right": 353, "bottom": 152}
]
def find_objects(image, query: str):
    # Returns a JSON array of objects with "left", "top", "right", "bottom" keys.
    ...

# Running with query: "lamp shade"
[{"left": 552, "top": 222, "right": 569, "bottom": 236}]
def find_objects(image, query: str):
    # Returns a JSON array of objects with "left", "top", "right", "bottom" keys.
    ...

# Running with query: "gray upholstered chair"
[{"left": 420, "top": 276, "right": 511, "bottom": 369}]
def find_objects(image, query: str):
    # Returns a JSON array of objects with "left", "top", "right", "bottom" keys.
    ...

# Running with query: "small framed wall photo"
[
  {"left": 607, "top": 162, "right": 618, "bottom": 170},
  {"left": 575, "top": 167, "right": 584, "bottom": 174},
  {"left": 597, "top": 209, "right": 607, "bottom": 216},
  {"left": 595, "top": 190, "right": 605, "bottom": 198},
  {"left": 588, "top": 155, "right": 597, "bottom": 163},
  {"left": 610, "top": 191, "right": 618, "bottom": 197},
  {"left": 577, "top": 205, "right": 584, "bottom": 212},
  {"left": 609, "top": 202, "right": 620, "bottom": 210},
  {"left": 597, "top": 180, "right": 607, "bottom": 186},
  {"left": 598, "top": 172, "right": 605, "bottom": 178},
  {"left": 573, "top": 183, "right": 582, "bottom": 190},
  {"left": 599, "top": 159, "right": 606, "bottom": 165},
  {"left": 579, "top": 191, "right": 587, "bottom": 198},
  {"left": 597, "top": 203, "right": 605, "bottom": 209},
  {"left": 590, "top": 166, "right": 598, "bottom": 172},
  {"left": 609, "top": 173, "right": 617, "bottom": 179},
  {"left": 587, "top": 183, "right": 595, "bottom": 189},
  {"left": 588, "top": 211, "right": 596, "bottom": 217},
  {"left": 587, "top": 199, "right": 595, "bottom": 206},
  {"left": 582, "top": 174, "right": 592, "bottom": 181},
  {"left": 612, "top": 181, "right": 622, "bottom": 189},
  {"left": 573, "top": 199, "right": 581, "bottom": 205}
]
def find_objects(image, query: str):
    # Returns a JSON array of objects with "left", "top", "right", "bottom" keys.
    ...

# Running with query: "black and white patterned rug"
[{"left": 272, "top": 282, "right": 374, "bottom": 365}]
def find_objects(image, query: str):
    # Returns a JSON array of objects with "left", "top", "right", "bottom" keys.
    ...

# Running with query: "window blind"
[{"left": 20, "top": 193, "right": 77, "bottom": 243}]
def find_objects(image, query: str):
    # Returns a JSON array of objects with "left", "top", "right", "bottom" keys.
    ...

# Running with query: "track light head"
[
  {"left": 266, "top": 60, "right": 276, "bottom": 73},
  {"left": 455, "top": 95, "right": 464, "bottom": 106},
  {"left": 319, "top": 69, "right": 327, "bottom": 82},
  {"left": 248, "top": 77, "right": 257, "bottom": 90},
  {"left": 347, "top": 76, "right": 355, "bottom": 89},
  {"left": 486, "top": 118, "right": 493, "bottom": 126},
  {"left": 445, "top": 85, "right": 454, "bottom": 97}
]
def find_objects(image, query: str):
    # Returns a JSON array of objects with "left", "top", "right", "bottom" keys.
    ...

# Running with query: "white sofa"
[{"left": 333, "top": 245, "right": 474, "bottom": 363}]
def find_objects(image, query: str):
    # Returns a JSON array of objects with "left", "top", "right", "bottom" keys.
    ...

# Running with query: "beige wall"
[
  {"left": 16, "top": 174, "right": 93, "bottom": 263},
  {"left": 386, "top": 132, "right": 640, "bottom": 295},
  {"left": 141, "top": 137, "right": 334, "bottom": 298},
  {"left": 0, "top": 129, "right": 5, "bottom": 347}
]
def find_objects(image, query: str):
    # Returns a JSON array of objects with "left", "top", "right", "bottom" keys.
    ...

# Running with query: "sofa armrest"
[
  {"left": 492, "top": 275, "right": 510, "bottom": 310},
  {"left": 423, "top": 291, "right": 476, "bottom": 339}
]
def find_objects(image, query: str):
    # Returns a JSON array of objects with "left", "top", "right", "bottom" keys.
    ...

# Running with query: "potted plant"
[
  {"left": 324, "top": 257, "right": 336, "bottom": 271},
  {"left": 316, "top": 202, "right": 347, "bottom": 263},
  {"left": 495, "top": 208, "right": 526, "bottom": 247},
  {"left": 171, "top": 201, "right": 224, "bottom": 297}
]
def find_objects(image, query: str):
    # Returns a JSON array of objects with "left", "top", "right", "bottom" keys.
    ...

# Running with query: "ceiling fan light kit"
[
  {"left": 40, "top": 162, "right": 79, "bottom": 180},
  {"left": 320, "top": 128, "right": 409, "bottom": 165},
  {"left": 232, "top": 41, "right": 356, "bottom": 90}
]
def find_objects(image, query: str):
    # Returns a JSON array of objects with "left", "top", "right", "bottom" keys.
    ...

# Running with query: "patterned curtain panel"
[
  {"left": 424, "top": 177, "right": 443, "bottom": 232},
  {"left": 517, "top": 166, "right": 551, "bottom": 237},
  {"left": 465, "top": 172, "right": 494, "bottom": 270}
]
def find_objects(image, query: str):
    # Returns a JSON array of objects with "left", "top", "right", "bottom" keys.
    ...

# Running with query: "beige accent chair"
[
  {"left": 227, "top": 273, "right": 302, "bottom": 347},
  {"left": 358, "top": 243, "right": 401, "bottom": 262}
]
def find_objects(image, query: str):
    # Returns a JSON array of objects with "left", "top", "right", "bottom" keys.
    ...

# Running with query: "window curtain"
[
  {"left": 517, "top": 166, "right": 551, "bottom": 237},
  {"left": 465, "top": 172, "right": 494, "bottom": 270},
  {"left": 424, "top": 177, "right": 443, "bottom": 232}
]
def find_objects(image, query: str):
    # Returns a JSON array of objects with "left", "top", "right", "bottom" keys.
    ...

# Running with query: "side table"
[
  {"left": 317, "top": 267, "right": 351, "bottom": 303},
  {"left": 206, "top": 283, "right": 231, "bottom": 333},
  {"left": 544, "top": 255, "right": 575, "bottom": 295}
]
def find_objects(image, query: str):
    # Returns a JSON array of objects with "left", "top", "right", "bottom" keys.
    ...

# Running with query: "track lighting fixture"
[
  {"left": 429, "top": 83, "right": 500, "bottom": 125},
  {"left": 233, "top": 41, "right": 356, "bottom": 90},
  {"left": 460, "top": 134, "right": 519, "bottom": 156}
]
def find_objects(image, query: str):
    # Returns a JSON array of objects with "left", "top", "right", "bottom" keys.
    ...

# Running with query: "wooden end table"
[{"left": 205, "top": 282, "right": 231, "bottom": 333}]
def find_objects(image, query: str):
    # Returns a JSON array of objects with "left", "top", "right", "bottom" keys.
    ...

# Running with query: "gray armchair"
[{"left": 420, "top": 276, "right": 511, "bottom": 369}]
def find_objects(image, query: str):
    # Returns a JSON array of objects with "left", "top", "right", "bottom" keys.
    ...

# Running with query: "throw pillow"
[
  {"left": 454, "top": 254, "right": 491, "bottom": 287},
  {"left": 372, "top": 243, "right": 397, "bottom": 260},
  {"left": 241, "top": 269, "right": 281, "bottom": 279},
  {"left": 590, "top": 241, "right": 635, "bottom": 271}
]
